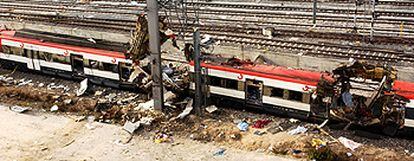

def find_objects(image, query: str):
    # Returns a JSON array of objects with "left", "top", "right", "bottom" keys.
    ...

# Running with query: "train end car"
[{"left": 0, "top": 29, "right": 146, "bottom": 90}]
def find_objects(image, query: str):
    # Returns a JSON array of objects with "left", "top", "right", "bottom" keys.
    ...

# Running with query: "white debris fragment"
[
  {"left": 17, "top": 79, "right": 32, "bottom": 87},
  {"left": 136, "top": 99, "right": 154, "bottom": 110},
  {"left": 338, "top": 137, "right": 362, "bottom": 151},
  {"left": 287, "top": 126, "right": 307, "bottom": 135},
  {"left": 87, "top": 38, "right": 96, "bottom": 44},
  {"left": 318, "top": 119, "right": 329, "bottom": 128},
  {"left": 105, "top": 93, "right": 117, "bottom": 101},
  {"left": 139, "top": 117, "right": 154, "bottom": 126},
  {"left": 76, "top": 78, "right": 88, "bottom": 96},
  {"left": 63, "top": 99, "right": 72, "bottom": 105},
  {"left": 163, "top": 91, "right": 176, "bottom": 102},
  {"left": 176, "top": 99, "right": 193, "bottom": 119},
  {"left": 50, "top": 105, "right": 59, "bottom": 112},
  {"left": 289, "top": 118, "right": 299, "bottom": 123},
  {"left": 94, "top": 90, "right": 103, "bottom": 96},
  {"left": 205, "top": 105, "right": 218, "bottom": 113},
  {"left": 121, "top": 95, "right": 138, "bottom": 103},
  {"left": 38, "top": 83, "right": 45, "bottom": 87},
  {"left": 85, "top": 116, "right": 96, "bottom": 130},
  {"left": 123, "top": 121, "right": 141, "bottom": 134},
  {"left": 9, "top": 105, "right": 31, "bottom": 113}
]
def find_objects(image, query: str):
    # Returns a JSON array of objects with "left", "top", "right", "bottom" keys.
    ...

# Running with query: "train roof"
[
  {"left": 6, "top": 29, "right": 128, "bottom": 53},
  {"left": 195, "top": 61, "right": 414, "bottom": 99},
  {"left": 0, "top": 30, "right": 127, "bottom": 59}
]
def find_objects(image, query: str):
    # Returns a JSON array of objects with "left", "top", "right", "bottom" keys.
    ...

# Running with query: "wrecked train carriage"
[
  {"left": 0, "top": 29, "right": 150, "bottom": 90},
  {"left": 312, "top": 61, "right": 409, "bottom": 135},
  {"left": 188, "top": 59, "right": 414, "bottom": 133}
]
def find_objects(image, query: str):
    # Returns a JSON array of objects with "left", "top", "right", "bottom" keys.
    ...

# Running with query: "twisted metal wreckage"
[{"left": 311, "top": 59, "right": 409, "bottom": 135}]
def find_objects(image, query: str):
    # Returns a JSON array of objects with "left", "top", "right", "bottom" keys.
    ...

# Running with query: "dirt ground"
[
  {"left": 0, "top": 105, "right": 297, "bottom": 161},
  {"left": 1, "top": 69, "right": 414, "bottom": 161}
]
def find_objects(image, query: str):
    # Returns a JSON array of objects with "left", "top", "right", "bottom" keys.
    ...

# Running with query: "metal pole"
[
  {"left": 313, "top": 0, "right": 317, "bottom": 25},
  {"left": 193, "top": 28, "right": 202, "bottom": 115},
  {"left": 354, "top": 0, "right": 358, "bottom": 30},
  {"left": 370, "top": 0, "right": 375, "bottom": 42},
  {"left": 147, "top": 0, "right": 163, "bottom": 110}
]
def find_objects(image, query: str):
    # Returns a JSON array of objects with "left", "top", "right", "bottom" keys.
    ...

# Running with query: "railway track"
[
  {"left": 0, "top": 2, "right": 412, "bottom": 31},
  {"left": 0, "top": 0, "right": 413, "bottom": 64},
  {"left": 1, "top": 1, "right": 414, "bottom": 18}
]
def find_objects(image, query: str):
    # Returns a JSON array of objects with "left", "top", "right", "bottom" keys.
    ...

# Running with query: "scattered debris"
[
  {"left": 94, "top": 90, "right": 103, "bottom": 96},
  {"left": 252, "top": 119, "right": 272, "bottom": 129},
  {"left": 63, "top": 99, "right": 72, "bottom": 105},
  {"left": 266, "top": 125, "right": 283, "bottom": 134},
  {"left": 16, "top": 79, "right": 32, "bottom": 87},
  {"left": 139, "top": 117, "right": 154, "bottom": 126},
  {"left": 154, "top": 132, "right": 173, "bottom": 143},
  {"left": 213, "top": 148, "right": 226, "bottom": 156},
  {"left": 84, "top": 116, "right": 96, "bottom": 130},
  {"left": 318, "top": 119, "right": 329, "bottom": 128},
  {"left": 237, "top": 121, "right": 249, "bottom": 132},
  {"left": 76, "top": 78, "right": 88, "bottom": 96},
  {"left": 289, "top": 118, "right": 299, "bottom": 123},
  {"left": 287, "top": 126, "right": 307, "bottom": 135},
  {"left": 253, "top": 130, "right": 266, "bottom": 136},
  {"left": 136, "top": 99, "right": 154, "bottom": 110},
  {"left": 123, "top": 121, "right": 141, "bottom": 134},
  {"left": 175, "top": 99, "right": 193, "bottom": 119},
  {"left": 9, "top": 105, "right": 30, "bottom": 113},
  {"left": 311, "top": 139, "right": 327, "bottom": 149},
  {"left": 50, "top": 105, "right": 59, "bottom": 112},
  {"left": 338, "top": 136, "right": 362, "bottom": 151},
  {"left": 309, "top": 138, "right": 334, "bottom": 160},
  {"left": 205, "top": 105, "right": 218, "bottom": 113}
]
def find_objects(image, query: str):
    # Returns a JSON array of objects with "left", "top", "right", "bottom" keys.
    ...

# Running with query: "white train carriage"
[
  {"left": 0, "top": 30, "right": 137, "bottom": 88},
  {"left": 189, "top": 61, "right": 414, "bottom": 128}
]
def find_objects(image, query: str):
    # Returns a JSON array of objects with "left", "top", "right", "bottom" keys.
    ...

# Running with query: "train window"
[
  {"left": 52, "top": 54, "right": 70, "bottom": 64},
  {"left": 39, "top": 51, "right": 53, "bottom": 61},
  {"left": 225, "top": 79, "right": 238, "bottom": 90},
  {"left": 83, "top": 59, "right": 90, "bottom": 68},
  {"left": 208, "top": 76, "right": 222, "bottom": 87},
  {"left": 89, "top": 60, "right": 100, "bottom": 69},
  {"left": 289, "top": 90, "right": 303, "bottom": 102},
  {"left": 10, "top": 46, "right": 22, "bottom": 56},
  {"left": 102, "top": 62, "right": 118, "bottom": 73},
  {"left": 269, "top": 87, "right": 284, "bottom": 98},
  {"left": 119, "top": 63, "right": 132, "bottom": 81},
  {"left": 1, "top": 45, "right": 11, "bottom": 54}
]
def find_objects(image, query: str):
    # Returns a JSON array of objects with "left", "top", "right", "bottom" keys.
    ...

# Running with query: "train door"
[
  {"left": 118, "top": 62, "right": 132, "bottom": 82},
  {"left": 26, "top": 47, "right": 41, "bottom": 71},
  {"left": 245, "top": 79, "right": 263, "bottom": 106},
  {"left": 70, "top": 54, "right": 84, "bottom": 76},
  {"left": 24, "top": 49, "right": 34, "bottom": 70},
  {"left": 32, "top": 50, "right": 41, "bottom": 70}
]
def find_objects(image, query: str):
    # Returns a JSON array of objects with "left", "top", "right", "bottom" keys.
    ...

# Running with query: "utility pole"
[
  {"left": 193, "top": 28, "right": 202, "bottom": 115},
  {"left": 147, "top": 0, "right": 164, "bottom": 110},
  {"left": 370, "top": 0, "right": 376, "bottom": 42},
  {"left": 354, "top": 0, "right": 358, "bottom": 31},
  {"left": 312, "top": 0, "right": 317, "bottom": 25}
]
